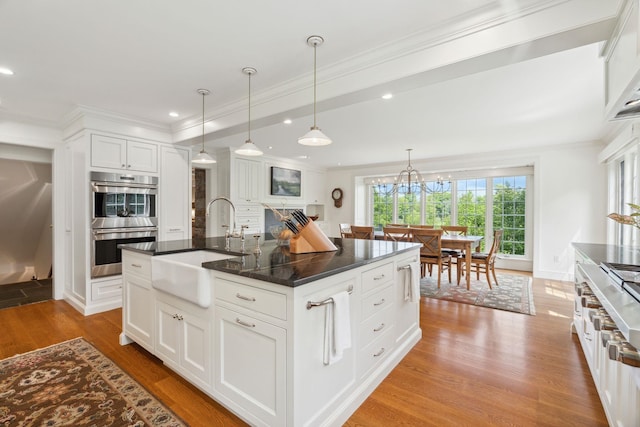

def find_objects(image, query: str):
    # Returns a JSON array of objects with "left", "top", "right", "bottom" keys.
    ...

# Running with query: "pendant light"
[
  {"left": 298, "top": 35, "right": 332, "bottom": 146},
  {"left": 235, "top": 67, "right": 263, "bottom": 156},
  {"left": 192, "top": 88, "right": 216, "bottom": 164}
]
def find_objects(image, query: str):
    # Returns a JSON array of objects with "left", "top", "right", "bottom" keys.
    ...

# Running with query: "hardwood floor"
[{"left": 0, "top": 272, "right": 607, "bottom": 426}]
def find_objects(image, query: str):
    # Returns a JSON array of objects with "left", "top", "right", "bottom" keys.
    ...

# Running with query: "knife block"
[{"left": 289, "top": 220, "right": 338, "bottom": 254}]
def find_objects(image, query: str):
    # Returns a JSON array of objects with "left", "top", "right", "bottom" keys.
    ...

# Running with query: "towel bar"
[
  {"left": 306, "top": 285, "right": 353, "bottom": 310},
  {"left": 397, "top": 264, "right": 411, "bottom": 271}
]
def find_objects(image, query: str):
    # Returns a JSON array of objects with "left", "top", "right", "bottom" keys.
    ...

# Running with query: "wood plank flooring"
[{"left": 0, "top": 272, "right": 607, "bottom": 426}]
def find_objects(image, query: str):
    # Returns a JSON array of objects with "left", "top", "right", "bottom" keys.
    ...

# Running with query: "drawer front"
[
  {"left": 236, "top": 204, "right": 261, "bottom": 216},
  {"left": 236, "top": 216, "right": 260, "bottom": 228},
  {"left": 360, "top": 304, "right": 394, "bottom": 347},
  {"left": 216, "top": 279, "right": 287, "bottom": 320},
  {"left": 92, "top": 280, "right": 122, "bottom": 301},
  {"left": 361, "top": 284, "right": 394, "bottom": 321},
  {"left": 358, "top": 326, "right": 395, "bottom": 379},
  {"left": 123, "top": 252, "right": 152, "bottom": 278},
  {"left": 361, "top": 262, "right": 393, "bottom": 294}
]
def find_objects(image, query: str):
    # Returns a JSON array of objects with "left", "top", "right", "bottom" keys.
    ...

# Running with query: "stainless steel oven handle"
[{"left": 92, "top": 227, "right": 158, "bottom": 234}]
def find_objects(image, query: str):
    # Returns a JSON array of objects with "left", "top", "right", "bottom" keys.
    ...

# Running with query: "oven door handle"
[{"left": 92, "top": 227, "right": 158, "bottom": 235}]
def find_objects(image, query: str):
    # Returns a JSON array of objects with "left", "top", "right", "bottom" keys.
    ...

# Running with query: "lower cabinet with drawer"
[{"left": 120, "top": 250, "right": 154, "bottom": 352}]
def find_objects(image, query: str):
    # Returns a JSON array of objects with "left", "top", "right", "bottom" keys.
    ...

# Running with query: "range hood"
[{"left": 613, "top": 87, "right": 640, "bottom": 120}]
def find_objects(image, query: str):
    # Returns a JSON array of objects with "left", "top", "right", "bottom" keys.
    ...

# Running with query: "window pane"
[
  {"left": 372, "top": 185, "right": 394, "bottom": 230},
  {"left": 493, "top": 176, "right": 526, "bottom": 255},
  {"left": 397, "top": 192, "right": 421, "bottom": 225},
  {"left": 456, "top": 178, "right": 486, "bottom": 247}
]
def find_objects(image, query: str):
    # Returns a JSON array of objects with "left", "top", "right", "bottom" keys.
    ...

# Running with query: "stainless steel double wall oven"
[{"left": 91, "top": 172, "right": 158, "bottom": 278}]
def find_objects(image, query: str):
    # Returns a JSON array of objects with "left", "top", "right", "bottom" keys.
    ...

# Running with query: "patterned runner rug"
[
  {"left": 0, "top": 337, "right": 185, "bottom": 426},
  {"left": 420, "top": 272, "right": 536, "bottom": 315}
]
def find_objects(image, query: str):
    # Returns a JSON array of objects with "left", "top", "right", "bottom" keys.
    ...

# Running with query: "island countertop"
[
  {"left": 120, "top": 236, "right": 420, "bottom": 287},
  {"left": 573, "top": 242, "right": 640, "bottom": 265}
]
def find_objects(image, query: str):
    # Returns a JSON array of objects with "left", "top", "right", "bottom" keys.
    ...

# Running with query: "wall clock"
[{"left": 331, "top": 188, "right": 343, "bottom": 208}]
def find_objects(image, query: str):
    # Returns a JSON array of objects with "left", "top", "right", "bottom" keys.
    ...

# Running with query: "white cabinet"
[
  {"left": 214, "top": 305, "right": 287, "bottom": 427},
  {"left": 121, "top": 251, "right": 154, "bottom": 353},
  {"left": 159, "top": 146, "right": 191, "bottom": 241},
  {"left": 304, "top": 169, "right": 326, "bottom": 204},
  {"left": 604, "top": 0, "right": 640, "bottom": 120},
  {"left": 235, "top": 158, "right": 261, "bottom": 202},
  {"left": 235, "top": 203, "right": 262, "bottom": 235},
  {"left": 156, "top": 294, "right": 212, "bottom": 392},
  {"left": 91, "top": 134, "right": 158, "bottom": 173}
]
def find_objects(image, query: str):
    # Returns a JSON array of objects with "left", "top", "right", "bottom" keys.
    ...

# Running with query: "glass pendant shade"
[
  {"left": 235, "top": 139, "right": 263, "bottom": 156},
  {"left": 235, "top": 67, "right": 263, "bottom": 156},
  {"left": 192, "top": 88, "right": 216, "bottom": 164},
  {"left": 193, "top": 149, "right": 216, "bottom": 164},
  {"left": 298, "top": 126, "right": 332, "bottom": 146}
]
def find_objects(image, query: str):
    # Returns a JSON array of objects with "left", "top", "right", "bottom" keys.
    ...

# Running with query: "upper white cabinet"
[
  {"left": 159, "top": 146, "right": 191, "bottom": 241},
  {"left": 604, "top": 0, "right": 640, "bottom": 120},
  {"left": 304, "top": 169, "right": 326, "bottom": 204},
  {"left": 91, "top": 134, "right": 158, "bottom": 173},
  {"left": 235, "top": 157, "right": 261, "bottom": 202}
]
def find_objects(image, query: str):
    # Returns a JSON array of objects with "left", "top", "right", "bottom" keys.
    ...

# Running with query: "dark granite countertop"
[
  {"left": 572, "top": 242, "right": 640, "bottom": 266},
  {"left": 120, "top": 236, "right": 420, "bottom": 287}
]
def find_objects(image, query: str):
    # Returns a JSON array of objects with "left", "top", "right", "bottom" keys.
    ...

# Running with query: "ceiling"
[{"left": 0, "top": 0, "right": 625, "bottom": 168}]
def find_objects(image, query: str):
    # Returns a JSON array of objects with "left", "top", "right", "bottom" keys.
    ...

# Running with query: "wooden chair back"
[
  {"left": 409, "top": 224, "right": 434, "bottom": 229},
  {"left": 382, "top": 226, "right": 412, "bottom": 242},
  {"left": 487, "top": 229, "right": 503, "bottom": 259},
  {"left": 350, "top": 225, "right": 374, "bottom": 240},
  {"left": 411, "top": 228, "right": 443, "bottom": 259},
  {"left": 442, "top": 225, "right": 468, "bottom": 236},
  {"left": 386, "top": 223, "right": 409, "bottom": 227},
  {"left": 339, "top": 223, "right": 353, "bottom": 238}
]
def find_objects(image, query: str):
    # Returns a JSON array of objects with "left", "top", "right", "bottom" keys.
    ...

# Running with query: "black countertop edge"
[
  {"left": 120, "top": 235, "right": 421, "bottom": 287},
  {"left": 572, "top": 242, "right": 640, "bottom": 266}
]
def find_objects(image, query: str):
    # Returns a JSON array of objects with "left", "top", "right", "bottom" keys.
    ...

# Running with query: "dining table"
[
  {"left": 440, "top": 235, "right": 483, "bottom": 289},
  {"left": 373, "top": 231, "right": 483, "bottom": 289}
]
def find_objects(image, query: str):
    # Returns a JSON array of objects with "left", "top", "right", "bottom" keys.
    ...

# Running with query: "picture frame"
[{"left": 270, "top": 166, "right": 301, "bottom": 197}]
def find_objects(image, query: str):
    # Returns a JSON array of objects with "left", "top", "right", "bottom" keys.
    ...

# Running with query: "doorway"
[
  {"left": 192, "top": 168, "right": 207, "bottom": 238},
  {"left": 0, "top": 151, "right": 53, "bottom": 309}
]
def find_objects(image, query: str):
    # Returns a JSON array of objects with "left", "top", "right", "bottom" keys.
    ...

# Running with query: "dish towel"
[
  {"left": 405, "top": 262, "right": 420, "bottom": 303},
  {"left": 323, "top": 291, "right": 352, "bottom": 365}
]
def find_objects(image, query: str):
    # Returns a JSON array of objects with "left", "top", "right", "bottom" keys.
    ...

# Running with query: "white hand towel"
[
  {"left": 324, "top": 291, "right": 351, "bottom": 365},
  {"left": 406, "top": 262, "right": 420, "bottom": 303}
]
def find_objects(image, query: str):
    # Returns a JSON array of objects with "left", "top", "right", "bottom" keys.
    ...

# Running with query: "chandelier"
[{"left": 372, "top": 149, "right": 450, "bottom": 195}]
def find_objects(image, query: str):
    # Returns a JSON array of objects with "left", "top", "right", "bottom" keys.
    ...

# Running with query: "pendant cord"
[
  {"left": 313, "top": 43, "right": 317, "bottom": 128},
  {"left": 248, "top": 72, "right": 252, "bottom": 140},
  {"left": 201, "top": 92, "right": 205, "bottom": 150}
]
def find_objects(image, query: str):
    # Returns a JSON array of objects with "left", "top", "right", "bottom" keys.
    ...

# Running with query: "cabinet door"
[
  {"left": 156, "top": 300, "right": 180, "bottom": 366},
  {"left": 123, "top": 272, "right": 154, "bottom": 352},
  {"left": 304, "top": 169, "right": 326, "bottom": 204},
  {"left": 91, "top": 135, "right": 127, "bottom": 170},
  {"left": 180, "top": 311, "right": 211, "bottom": 389},
  {"left": 126, "top": 140, "right": 158, "bottom": 173},
  {"left": 215, "top": 305, "right": 286, "bottom": 427},
  {"left": 235, "top": 158, "right": 261, "bottom": 202},
  {"left": 159, "top": 146, "right": 190, "bottom": 241}
]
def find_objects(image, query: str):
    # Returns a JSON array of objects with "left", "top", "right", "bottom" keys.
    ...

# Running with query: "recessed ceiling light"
[
  {"left": 298, "top": 155, "right": 309, "bottom": 159},
  {"left": 283, "top": 119, "right": 292, "bottom": 124},
  {"left": 268, "top": 146, "right": 273, "bottom": 150},
  {"left": 0, "top": 67, "right": 14, "bottom": 76},
  {"left": 382, "top": 93, "right": 393, "bottom": 100},
  {"left": 169, "top": 112, "right": 179, "bottom": 117}
]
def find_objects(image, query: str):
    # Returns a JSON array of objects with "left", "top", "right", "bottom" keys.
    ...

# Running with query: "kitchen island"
[{"left": 120, "top": 236, "right": 421, "bottom": 427}]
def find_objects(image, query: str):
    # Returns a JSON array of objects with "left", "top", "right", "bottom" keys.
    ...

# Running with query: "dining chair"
[
  {"left": 411, "top": 228, "right": 452, "bottom": 288},
  {"left": 339, "top": 223, "right": 353, "bottom": 238},
  {"left": 350, "top": 225, "right": 374, "bottom": 240},
  {"left": 441, "top": 225, "right": 469, "bottom": 261},
  {"left": 457, "top": 229, "right": 503, "bottom": 288},
  {"left": 382, "top": 226, "right": 412, "bottom": 242},
  {"left": 386, "top": 223, "right": 409, "bottom": 227},
  {"left": 409, "top": 224, "right": 434, "bottom": 229}
]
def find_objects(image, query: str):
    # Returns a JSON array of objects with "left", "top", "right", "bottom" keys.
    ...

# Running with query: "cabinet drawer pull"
[
  {"left": 236, "top": 318, "right": 255, "bottom": 328},
  {"left": 131, "top": 263, "right": 142, "bottom": 268},
  {"left": 373, "top": 323, "right": 385, "bottom": 332},
  {"left": 236, "top": 293, "right": 256, "bottom": 302},
  {"left": 373, "top": 274, "right": 385, "bottom": 280},
  {"left": 373, "top": 347, "right": 385, "bottom": 357},
  {"left": 373, "top": 298, "right": 386, "bottom": 307},
  {"left": 169, "top": 228, "right": 180, "bottom": 232}
]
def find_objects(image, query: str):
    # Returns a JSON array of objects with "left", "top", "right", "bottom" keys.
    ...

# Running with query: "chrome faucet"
[{"left": 206, "top": 196, "right": 240, "bottom": 250}]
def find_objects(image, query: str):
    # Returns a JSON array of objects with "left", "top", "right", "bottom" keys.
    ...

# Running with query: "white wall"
[{"left": 324, "top": 141, "right": 607, "bottom": 281}]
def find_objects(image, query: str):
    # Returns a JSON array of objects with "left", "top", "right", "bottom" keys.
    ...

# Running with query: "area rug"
[
  {"left": 0, "top": 337, "right": 185, "bottom": 426},
  {"left": 420, "top": 273, "right": 536, "bottom": 315}
]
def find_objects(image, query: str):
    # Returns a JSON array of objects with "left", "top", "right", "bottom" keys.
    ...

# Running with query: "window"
[
  {"left": 367, "top": 167, "right": 532, "bottom": 259},
  {"left": 493, "top": 176, "right": 526, "bottom": 255}
]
